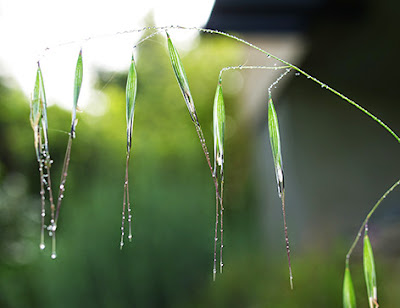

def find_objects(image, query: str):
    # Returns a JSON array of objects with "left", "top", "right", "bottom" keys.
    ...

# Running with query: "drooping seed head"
[
  {"left": 363, "top": 231, "right": 378, "bottom": 308},
  {"left": 126, "top": 54, "right": 137, "bottom": 153},
  {"left": 268, "top": 98, "right": 284, "bottom": 197},
  {"left": 343, "top": 265, "right": 357, "bottom": 308},
  {"left": 166, "top": 32, "right": 198, "bottom": 125},
  {"left": 213, "top": 78, "right": 225, "bottom": 175}
]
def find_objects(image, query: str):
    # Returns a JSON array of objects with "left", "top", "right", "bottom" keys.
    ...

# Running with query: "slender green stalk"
[
  {"left": 37, "top": 128, "right": 46, "bottom": 250},
  {"left": 219, "top": 171, "right": 224, "bottom": 274},
  {"left": 346, "top": 179, "right": 400, "bottom": 264},
  {"left": 120, "top": 153, "right": 131, "bottom": 249},
  {"left": 54, "top": 135, "right": 73, "bottom": 226},
  {"left": 212, "top": 185, "right": 219, "bottom": 281},
  {"left": 281, "top": 191, "right": 293, "bottom": 289}
]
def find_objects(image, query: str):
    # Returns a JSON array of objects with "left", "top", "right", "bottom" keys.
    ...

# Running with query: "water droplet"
[
  {"left": 60, "top": 184, "right": 64, "bottom": 191},
  {"left": 41, "top": 212, "right": 46, "bottom": 217},
  {"left": 128, "top": 235, "right": 132, "bottom": 240},
  {"left": 40, "top": 243, "right": 45, "bottom": 250},
  {"left": 51, "top": 253, "right": 57, "bottom": 259},
  {"left": 295, "top": 72, "right": 300, "bottom": 76}
]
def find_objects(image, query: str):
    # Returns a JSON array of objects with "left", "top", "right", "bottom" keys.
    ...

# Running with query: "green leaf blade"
[
  {"left": 167, "top": 32, "right": 198, "bottom": 124},
  {"left": 72, "top": 49, "right": 83, "bottom": 132},
  {"left": 213, "top": 78, "right": 225, "bottom": 174},
  {"left": 343, "top": 265, "right": 357, "bottom": 308},
  {"left": 30, "top": 65, "right": 43, "bottom": 160},
  {"left": 268, "top": 98, "right": 284, "bottom": 197},
  {"left": 126, "top": 54, "right": 137, "bottom": 153},
  {"left": 30, "top": 66, "right": 42, "bottom": 131},
  {"left": 363, "top": 232, "right": 378, "bottom": 308}
]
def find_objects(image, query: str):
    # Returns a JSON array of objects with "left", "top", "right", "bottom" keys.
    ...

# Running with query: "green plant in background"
[{"left": 30, "top": 26, "right": 399, "bottom": 306}]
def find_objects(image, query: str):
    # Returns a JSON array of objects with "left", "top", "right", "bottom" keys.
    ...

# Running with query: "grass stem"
[{"left": 346, "top": 179, "right": 400, "bottom": 265}]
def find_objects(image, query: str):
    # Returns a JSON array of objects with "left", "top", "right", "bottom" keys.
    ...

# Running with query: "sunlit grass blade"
[
  {"left": 212, "top": 78, "right": 225, "bottom": 279},
  {"left": 30, "top": 65, "right": 42, "bottom": 160},
  {"left": 343, "top": 265, "right": 357, "bottom": 308},
  {"left": 213, "top": 78, "right": 225, "bottom": 176},
  {"left": 72, "top": 49, "right": 83, "bottom": 136},
  {"left": 268, "top": 97, "right": 293, "bottom": 289},
  {"left": 268, "top": 98, "right": 284, "bottom": 197},
  {"left": 120, "top": 54, "right": 137, "bottom": 249},
  {"left": 166, "top": 32, "right": 198, "bottom": 125},
  {"left": 126, "top": 54, "right": 137, "bottom": 153},
  {"left": 363, "top": 230, "right": 378, "bottom": 308},
  {"left": 31, "top": 65, "right": 45, "bottom": 249}
]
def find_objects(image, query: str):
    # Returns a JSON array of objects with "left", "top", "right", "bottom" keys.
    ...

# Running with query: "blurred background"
[{"left": 0, "top": 0, "right": 399, "bottom": 307}]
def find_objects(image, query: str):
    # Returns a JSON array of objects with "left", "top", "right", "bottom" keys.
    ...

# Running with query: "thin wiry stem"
[
  {"left": 36, "top": 24, "right": 400, "bottom": 144},
  {"left": 193, "top": 123, "right": 223, "bottom": 206},
  {"left": 281, "top": 191, "right": 293, "bottom": 290},
  {"left": 37, "top": 128, "right": 46, "bottom": 250},
  {"left": 41, "top": 128, "right": 57, "bottom": 257},
  {"left": 54, "top": 134, "right": 73, "bottom": 225},
  {"left": 212, "top": 183, "right": 219, "bottom": 281},
  {"left": 51, "top": 133, "right": 73, "bottom": 259},
  {"left": 220, "top": 65, "right": 291, "bottom": 74},
  {"left": 219, "top": 170, "right": 224, "bottom": 274},
  {"left": 346, "top": 179, "right": 400, "bottom": 266},
  {"left": 120, "top": 152, "right": 131, "bottom": 249}
]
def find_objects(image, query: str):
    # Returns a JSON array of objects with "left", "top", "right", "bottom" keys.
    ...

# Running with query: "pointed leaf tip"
[
  {"left": 126, "top": 54, "right": 137, "bottom": 153},
  {"left": 268, "top": 98, "right": 284, "bottom": 197},
  {"left": 72, "top": 49, "right": 83, "bottom": 133},
  {"left": 167, "top": 33, "right": 198, "bottom": 124},
  {"left": 363, "top": 232, "right": 378, "bottom": 308},
  {"left": 30, "top": 68, "right": 42, "bottom": 130},
  {"left": 213, "top": 80, "right": 225, "bottom": 174},
  {"left": 343, "top": 265, "right": 357, "bottom": 308}
]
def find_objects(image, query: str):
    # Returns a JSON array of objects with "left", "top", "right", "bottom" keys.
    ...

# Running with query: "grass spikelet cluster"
[
  {"left": 31, "top": 27, "right": 400, "bottom": 296},
  {"left": 267, "top": 97, "right": 293, "bottom": 289},
  {"left": 363, "top": 230, "right": 378, "bottom": 308},
  {"left": 343, "top": 264, "right": 357, "bottom": 308},
  {"left": 212, "top": 77, "right": 225, "bottom": 280},
  {"left": 30, "top": 49, "right": 83, "bottom": 259},
  {"left": 167, "top": 32, "right": 227, "bottom": 279},
  {"left": 120, "top": 54, "right": 137, "bottom": 249}
]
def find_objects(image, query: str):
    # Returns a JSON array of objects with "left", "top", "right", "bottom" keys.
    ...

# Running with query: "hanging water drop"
[
  {"left": 40, "top": 243, "right": 45, "bottom": 250},
  {"left": 51, "top": 253, "right": 57, "bottom": 259}
]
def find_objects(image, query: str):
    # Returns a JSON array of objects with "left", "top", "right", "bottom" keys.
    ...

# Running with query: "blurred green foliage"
[{"left": 0, "top": 30, "right": 399, "bottom": 308}]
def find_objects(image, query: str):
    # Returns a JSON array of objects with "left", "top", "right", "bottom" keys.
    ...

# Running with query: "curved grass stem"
[{"left": 346, "top": 179, "right": 400, "bottom": 265}]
